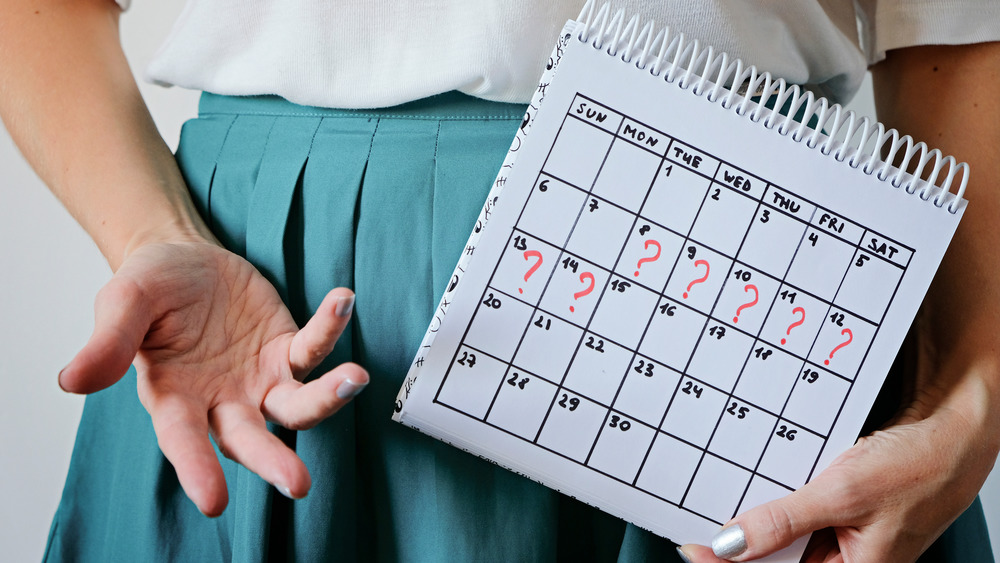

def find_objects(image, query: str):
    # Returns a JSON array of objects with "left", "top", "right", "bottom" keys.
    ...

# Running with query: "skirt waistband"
[{"left": 198, "top": 91, "right": 527, "bottom": 121}]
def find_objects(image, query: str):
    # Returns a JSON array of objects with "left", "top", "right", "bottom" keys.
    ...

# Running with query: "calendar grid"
[
  {"left": 804, "top": 245, "right": 910, "bottom": 482},
  {"left": 432, "top": 93, "right": 914, "bottom": 527},
  {"left": 583, "top": 156, "right": 683, "bottom": 467},
  {"left": 677, "top": 176, "right": 769, "bottom": 511},
  {"left": 507, "top": 174, "right": 898, "bottom": 326},
  {"left": 434, "top": 107, "right": 590, "bottom": 413},
  {"left": 456, "top": 285, "right": 836, "bottom": 444},
  {"left": 526, "top": 109, "right": 628, "bottom": 445},
  {"left": 732, "top": 206, "right": 854, "bottom": 517},
  {"left": 483, "top": 241, "right": 875, "bottom": 381},
  {"left": 441, "top": 103, "right": 623, "bottom": 416},
  {"left": 432, "top": 393, "right": 796, "bottom": 526}
]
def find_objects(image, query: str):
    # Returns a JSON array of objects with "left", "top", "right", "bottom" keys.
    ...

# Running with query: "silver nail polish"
[
  {"left": 277, "top": 485, "right": 295, "bottom": 499},
  {"left": 336, "top": 378, "right": 367, "bottom": 400},
  {"left": 675, "top": 546, "right": 694, "bottom": 563},
  {"left": 335, "top": 295, "right": 355, "bottom": 317},
  {"left": 712, "top": 524, "right": 747, "bottom": 559}
]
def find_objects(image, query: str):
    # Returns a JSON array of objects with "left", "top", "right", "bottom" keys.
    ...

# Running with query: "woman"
[{"left": 2, "top": 0, "right": 998, "bottom": 561}]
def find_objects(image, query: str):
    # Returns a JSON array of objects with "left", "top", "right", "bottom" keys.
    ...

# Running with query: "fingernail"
[
  {"left": 335, "top": 295, "right": 355, "bottom": 318},
  {"left": 57, "top": 368, "right": 68, "bottom": 392},
  {"left": 336, "top": 377, "right": 367, "bottom": 400},
  {"left": 712, "top": 524, "right": 747, "bottom": 559},
  {"left": 276, "top": 484, "right": 297, "bottom": 499},
  {"left": 675, "top": 545, "right": 694, "bottom": 563}
]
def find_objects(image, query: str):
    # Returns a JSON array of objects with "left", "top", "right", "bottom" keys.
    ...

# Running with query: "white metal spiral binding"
[{"left": 575, "top": 1, "right": 969, "bottom": 213}]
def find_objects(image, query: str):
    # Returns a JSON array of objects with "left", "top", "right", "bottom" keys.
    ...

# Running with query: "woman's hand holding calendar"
[
  {"left": 682, "top": 340, "right": 999, "bottom": 562},
  {"left": 681, "top": 42, "right": 1000, "bottom": 563}
]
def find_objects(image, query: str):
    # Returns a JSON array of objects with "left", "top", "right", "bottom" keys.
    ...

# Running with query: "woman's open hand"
[{"left": 57, "top": 239, "right": 368, "bottom": 517}]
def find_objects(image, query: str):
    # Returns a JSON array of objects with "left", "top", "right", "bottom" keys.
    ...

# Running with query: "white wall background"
[{"left": 0, "top": 3, "right": 997, "bottom": 561}]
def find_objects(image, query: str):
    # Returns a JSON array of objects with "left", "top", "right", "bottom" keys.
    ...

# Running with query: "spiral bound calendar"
[{"left": 393, "top": 4, "right": 967, "bottom": 560}]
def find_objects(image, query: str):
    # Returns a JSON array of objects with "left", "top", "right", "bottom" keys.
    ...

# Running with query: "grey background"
[{"left": 1, "top": 3, "right": 996, "bottom": 560}]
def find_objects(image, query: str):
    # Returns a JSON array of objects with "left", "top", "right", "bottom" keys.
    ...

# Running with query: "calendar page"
[{"left": 394, "top": 23, "right": 964, "bottom": 560}]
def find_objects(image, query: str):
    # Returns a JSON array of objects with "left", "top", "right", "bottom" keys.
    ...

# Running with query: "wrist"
[
  {"left": 89, "top": 164, "right": 220, "bottom": 270},
  {"left": 929, "top": 354, "right": 1000, "bottom": 480},
  {"left": 120, "top": 218, "right": 219, "bottom": 265}
]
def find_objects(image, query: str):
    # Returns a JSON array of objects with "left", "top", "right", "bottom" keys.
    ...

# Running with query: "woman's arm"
[
  {"left": 1, "top": 0, "right": 368, "bottom": 517},
  {"left": 0, "top": 0, "right": 211, "bottom": 268},
  {"left": 681, "top": 42, "right": 1000, "bottom": 562}
]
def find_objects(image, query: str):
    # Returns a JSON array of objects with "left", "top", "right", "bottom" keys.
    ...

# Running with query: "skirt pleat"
[
  {"left": 175, "top": 113, "right": 236, "bottom": 235},
  {"left": 208, "top": 115, "right": 275, "bottom": 257}
]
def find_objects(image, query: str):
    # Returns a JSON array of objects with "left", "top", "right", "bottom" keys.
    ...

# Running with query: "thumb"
[
  {"left": 59, "top": 278, "right": 154, "bottom": 394},
  {"left": 704, "top": 477, "right": 845, "bottom": 561}
]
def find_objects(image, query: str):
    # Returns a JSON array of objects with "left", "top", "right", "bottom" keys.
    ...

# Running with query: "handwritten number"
[
  {"left": 682, "top": 380, "right": 703, "bottom": 398},
  {"left": 513, "top": 236, "right": 527, "bottom": 251},
  {"left": 634, "top": 360, "right": 655, "bottom": 377},
  {"left": 760, "top": 209, "right": 770, "bottom": 223},
  {"left": 776, "top": 425, "right": 797, "bottom": 441},
  {"left": 482, "top": 293, "right": 502, "bottom": 309},
  {"left": 457, "top": 352, "right": 477, "bottom": 368},
  {"left": 507, "top": 373, "right": 529, "bottom": 389},
  {"left": 801, "top": 369, "right": 819, "bottom": 384},
  {"left": 558, "top": 394, "right": 580, "bottom": 411},
  {"left": 711, "top": 188, "right": 721, "bottom": 201},
  {"left": 585, "top": 336, "right": 605, "bottom": 353},
  {"left": 609, "top": 415, "right": 631, "bottom": 431},
  {"left": 538, "top": 179, "right": 549, "bottom": 192},
  {"left": 687, "top": 246, "right": 697, "bottom": 260},
  {"left": 727, "top": 401, "right": 749, "bottom": 419},
  {"left": 610, "top": 279, "right": 631, "bottom": 293}
]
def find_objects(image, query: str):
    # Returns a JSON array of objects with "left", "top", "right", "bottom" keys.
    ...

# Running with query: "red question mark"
[
  {"left": 781, "top": 307, "right": 806, "bottom": 345},
  {"left": 520, "top": 250, "right": 543, "bottom": 294},
  {"left": 683, "top": 260, "right": 710, "bottom": 298},
  {"left": 732, "top": 284, "right": 758, "bottom": 323},
  {"left": 634, "top": 239, "right": 661, "bottom": 277},
  {"left": 824, "top": 328, "right": 853, "bottom": 365},
  {"left": 570, "top": 272, "right": 596, "bottom": 313}
]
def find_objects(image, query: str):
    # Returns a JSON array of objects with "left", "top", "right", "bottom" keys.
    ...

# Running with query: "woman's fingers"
[
  {"left": 61, "top": 245, "right": 367, "bottom": 515},
  {"left": 679, "top": 469, "right": 854, "bottom": 562},
  {"left": 59, "top": 278, "right": 154, "bottom": 394},
  {"left": 676, "top": 544, "right": 724, "bottom": 562},
  {"left": 712, "top": 480, "right": 844, "bottom": 561},
  {"left": 288, "top": 289, "right": 355, "bottom": 379},
  {"left": 208, "top": 402, "right": 311, "bottom": 499},
  {"left": 262, "top": 362, "right": 369, "bottom": 430},
  {"left": 802, "top": 529, "right": 845, "bottom": 563},
  {"left": 146, "top": 394, "right": 229, "bottom": 517}
]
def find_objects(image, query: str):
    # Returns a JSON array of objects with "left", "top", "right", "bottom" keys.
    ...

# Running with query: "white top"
[{"left": 130, "top": 0, "right": 1000, "bottom": 109}]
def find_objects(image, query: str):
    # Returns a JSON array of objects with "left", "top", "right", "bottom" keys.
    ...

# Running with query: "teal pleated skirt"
[{"left": 44, "top": 92, "right": 991, "bottom": 562}]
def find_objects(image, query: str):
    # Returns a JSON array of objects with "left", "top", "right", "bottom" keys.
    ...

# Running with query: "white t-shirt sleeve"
[{"left": 856, "top": 0, "right": 1000, "bottom": 64}]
